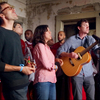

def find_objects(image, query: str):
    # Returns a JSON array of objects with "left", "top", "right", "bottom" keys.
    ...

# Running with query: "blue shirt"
[{"left": 57, "top": 34, "right": 98, "bottom": 77}]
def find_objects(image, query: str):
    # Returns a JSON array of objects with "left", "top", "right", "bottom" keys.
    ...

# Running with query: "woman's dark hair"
[
  {"left": 0, "top": 2, "right": 8, "bottom": 26},
  {"left": 75, "top": 19, "right": 89, "bottom": 34},
  {"left": 32, "top": 25, "right": 48, "bottom": 47}
]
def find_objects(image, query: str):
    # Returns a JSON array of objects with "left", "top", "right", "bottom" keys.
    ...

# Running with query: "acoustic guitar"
[{"left": 61, "top": 39, "right": 99, "bottom": 77}]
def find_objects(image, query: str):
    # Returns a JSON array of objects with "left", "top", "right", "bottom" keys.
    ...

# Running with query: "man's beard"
[{"left": 59, "top": 38, "right": 64, "bottom": 42}]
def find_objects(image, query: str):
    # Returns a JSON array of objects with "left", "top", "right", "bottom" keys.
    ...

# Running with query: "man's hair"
[
  {"left": 13, "top": 22, "right": 22, "bottom": 28},
  {"left": 58, "top": 31, "right": 66, "bottom": 36},
  {"left": 25, "top": 29, "right": 33, "bottom": 34},
  {"left": 0, "top": 2, "right": 7, "bottom": 12},
  {"left": 75, "top": 19, "right": 89, "bottom": 34},
  {"left": 0, "top": 2, "right": 8, "bottom": 26}
]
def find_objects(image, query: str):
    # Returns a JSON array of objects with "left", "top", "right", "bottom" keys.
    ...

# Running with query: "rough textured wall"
[
  {"left": 7, "top": 0, "right": 27, "bottom": 40},
  {"left": 8, "top": 0, "right": 26, "bottom": 18},
  {"left": 26, "top": 0, "right": 100, "bottom": 40}
]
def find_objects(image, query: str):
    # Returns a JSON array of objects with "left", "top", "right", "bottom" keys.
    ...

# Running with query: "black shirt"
[{"left": 0, "top": 27, "right": 29, "bottom": 90}]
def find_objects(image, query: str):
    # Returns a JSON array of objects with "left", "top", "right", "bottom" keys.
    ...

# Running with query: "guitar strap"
[{"left": 83, "top": 36, "right": 90, "bottom": 48}]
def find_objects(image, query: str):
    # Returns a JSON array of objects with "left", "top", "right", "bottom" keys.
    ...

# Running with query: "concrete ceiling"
[
  {"left": 16, "top": 0, "right": 59, "bottom": 5},
  {"left": 27, "top": 0, "right": 59, "bottom": 4},
  {"left": 16, "top": 0, "right": 26, "bottom": 4}
]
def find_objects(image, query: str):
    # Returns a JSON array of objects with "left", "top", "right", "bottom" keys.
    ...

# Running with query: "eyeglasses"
[{"left": 0, "top": 6, "right": 14, "bottom": 13}]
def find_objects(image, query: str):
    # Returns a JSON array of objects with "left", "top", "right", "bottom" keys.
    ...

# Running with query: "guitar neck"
[{"left": 80, "top": 41, "right": 98, "bottom": 56}]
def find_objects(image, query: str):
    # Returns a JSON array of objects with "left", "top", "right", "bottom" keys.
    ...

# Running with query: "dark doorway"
[{"left": 64, "top": 18, "right": 96, "bottom": 39}]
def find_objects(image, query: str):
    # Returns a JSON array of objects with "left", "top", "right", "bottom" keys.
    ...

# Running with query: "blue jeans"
[
  {"left": 34, "top": 82, "right": 56, "bottom": 100},
  {"left": 3, "top": 86, "right": 28, "bottom": 100}
]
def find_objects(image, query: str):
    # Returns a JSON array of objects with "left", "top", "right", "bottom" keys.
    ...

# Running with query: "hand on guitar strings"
[{"left": 69, "top": 52, "right": 78, "bottom": 59}]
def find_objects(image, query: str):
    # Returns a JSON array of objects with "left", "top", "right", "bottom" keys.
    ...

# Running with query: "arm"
[
  {"left": 4, "top": 64, "right": 35, "bottom": 75},
  {"left": 55, "top": 58, "right": 63, "bottom": 66},
  {"left": 34, "top": 43, "right": 55, "bottom": 71},
  {"left": 0, "top": 33, "right": 35, "bottom": 75},
  {"left": 57, "top": 39, "right": 78, "bottom": 59},
  {"left": 60, "top": 52, "right": 78, "bottom": 59},
  {"left": 55, "top": 52, "right": 78, "bottom": 67}
]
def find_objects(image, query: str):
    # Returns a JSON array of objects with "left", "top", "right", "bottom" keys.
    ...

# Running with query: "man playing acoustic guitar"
[{"left": 57, "top": 19, "right": 99, "bottom": 100}]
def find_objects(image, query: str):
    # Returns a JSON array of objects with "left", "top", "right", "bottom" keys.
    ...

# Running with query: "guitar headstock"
[{"left": 92, "top": 35, "right": 100, "bottom": 43}]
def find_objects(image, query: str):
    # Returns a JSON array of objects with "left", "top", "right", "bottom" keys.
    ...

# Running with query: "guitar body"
[{"left": 61, "top": 46, "right": 91, "bottom": 76}]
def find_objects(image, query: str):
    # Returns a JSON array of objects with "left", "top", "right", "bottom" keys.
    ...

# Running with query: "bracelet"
[
  {"left": 56, "top": 65, "right": 57, "bottom": 69},
  {"left": 54, "top": 65, "right": 58, "bottom": 70},
  {"left": 19, "top": 64, "right": 24, "bottom": 72}
]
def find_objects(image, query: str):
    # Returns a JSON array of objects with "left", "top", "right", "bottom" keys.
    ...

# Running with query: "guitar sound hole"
[
  {"left": 69, "top": 58, "right": 74, "bottom": 66},
  {"left": 77, "top": 57, "right": 81, "bottom": 60}
]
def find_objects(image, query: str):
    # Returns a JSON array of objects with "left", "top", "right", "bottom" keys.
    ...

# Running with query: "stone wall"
[{"left": 26, "top": 0, "right": 100, "bottom": 41}]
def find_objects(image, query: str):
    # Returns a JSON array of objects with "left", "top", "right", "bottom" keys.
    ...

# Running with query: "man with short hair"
[
  {"left": 0, "top": 2, "right": 35, "bottom": 100},
  {"left": 51, "top": 31, "right": 66, "bottom": 57},
  {"left": 24, "top": 29, "right": 34, "bottom": 61},
  {"left": 57, "top": 19, "right": 98, "bottom": 100},
  {"left": 24, "top": 29, "right": 36, "bottom": 100}
]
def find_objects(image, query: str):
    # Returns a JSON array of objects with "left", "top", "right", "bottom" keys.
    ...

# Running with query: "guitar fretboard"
[{"left": 80, "top": 41, "right": 98, "bottom": 56}]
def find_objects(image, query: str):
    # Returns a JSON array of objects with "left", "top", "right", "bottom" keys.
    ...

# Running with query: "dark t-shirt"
[{"left": 0, "top": 27, "right": 29, "bottom": 90}]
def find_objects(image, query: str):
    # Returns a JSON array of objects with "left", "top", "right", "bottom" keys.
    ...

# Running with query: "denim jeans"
[
  {"left": 34, "top": 82, "right": 56, "bottom": 100},
  {"left": 3, "top": 86, "right": 28, "bottom": 100}
]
